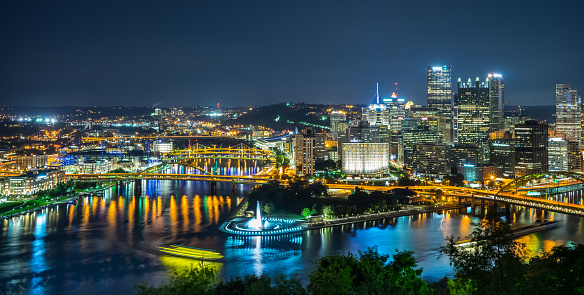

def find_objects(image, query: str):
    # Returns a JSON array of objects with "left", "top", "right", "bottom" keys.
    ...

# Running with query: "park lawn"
[
  {"left": 1, "top": 195, "right": 73, "bottom": 216},
  {"left": 0, "top": 201, "right": 25, "bottom": 215},
  {"left": 265, "top": 209, "right": 304, "bottom": 220},
  {"left": 278, "top": 196, "right": 348, "bottom": 218}
]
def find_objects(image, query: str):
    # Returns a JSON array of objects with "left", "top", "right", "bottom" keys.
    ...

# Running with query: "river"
[{"left": 1, "top": 179, "right": 583, "bottom": 295}]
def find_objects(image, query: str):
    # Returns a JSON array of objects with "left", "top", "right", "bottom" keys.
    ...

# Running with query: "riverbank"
[
  {"left": 0, "top": 181, "right": 117, "bottom": 220},
  {"left": 307, "top": 203, "right": 467, "bottom": 230}
]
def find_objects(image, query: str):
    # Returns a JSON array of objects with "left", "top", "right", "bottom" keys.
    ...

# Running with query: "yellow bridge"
[{"left": 328, "top": 180, "right": 584, "bottom": 216}]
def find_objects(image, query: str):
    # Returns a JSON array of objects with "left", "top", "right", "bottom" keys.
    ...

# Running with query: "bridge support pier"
[
  {"left": 210, "top": 181, "right": 217, "bottom": 195},
  {"left": 115, "top": 181, "right": 121, "bottom": 196},
  {"left": 134, "top": 179, "right": 141, "bottom": 197},
  {"left": 505, "top": 203, "right": 511, "bottom": 221},
  {"left": 231, "top": 182, "right": 237, "bottom": 195},
  {"left": 458, "top": 197, "right": 462, "bottom": 206}
]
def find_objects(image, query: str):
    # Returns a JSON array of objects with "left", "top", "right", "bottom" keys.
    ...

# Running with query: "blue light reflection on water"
[
  {"left": 29, "top": 213, "right": 48, "bottom": 294},
  {"left": 0, "top": 179, "right": 583, "bottom": 294}
]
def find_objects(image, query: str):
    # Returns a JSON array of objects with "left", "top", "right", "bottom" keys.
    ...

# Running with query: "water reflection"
[{"left": 2, "top": 182, "right": 584, "bottom": 294}]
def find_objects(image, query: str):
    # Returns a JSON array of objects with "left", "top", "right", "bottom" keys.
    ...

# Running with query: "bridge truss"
[{"left": 494, "top": 172, "right": 584, "bottom": 216}]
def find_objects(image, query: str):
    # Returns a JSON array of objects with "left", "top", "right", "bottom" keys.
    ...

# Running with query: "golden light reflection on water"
[
  {"left": 128, "top": 197, "right": 135, "bottom": 238},
  {"left": 170, "top": 196, "right": 177, "bottom": 238},
  {"left": 182, "top": 195, "right": 189, "bottom": 232},
  {"left": 92, "top": 197, "right": 98, "bottom": 217},
  {"left": 194, "top": 195, "right": 202, "bottom": 230},
  {"left": 157, "top": 197, "right": 162, "bottom": 218},
  {"left": 128, "top": 197, "right": 135, "bottom": 224},
  {"left": 68, "top": 204, "right": 75, "bottom": 227},
  {"left": 460, "top": 215, "right": 470, "bottom": 234},
  {"left": 82, "top": 197, "right": 90, "bottom": 227},
  {"left": 118, "top": 196, "right": 124, "bottom": 217},
  {"left": 108, "top": 199, "right": 116, "bottom": 232},
  {"left": 206, "top": 196, "right": 212, "bottom": 224},
  {"left": 213, "top": 196, "right": 220, "bottom": 224}
]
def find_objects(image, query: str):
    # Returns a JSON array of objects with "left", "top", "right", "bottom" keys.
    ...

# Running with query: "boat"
[
  {"left": 455, "top": 221, "right": 561, "bottom": 247},
  {"left": 159, "top": 245, "right": 224, "bottom": 260}
]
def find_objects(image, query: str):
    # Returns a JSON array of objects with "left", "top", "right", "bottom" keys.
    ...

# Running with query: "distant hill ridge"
[{"left": 505, "top": 105, "right": 555, "bottom": 124}]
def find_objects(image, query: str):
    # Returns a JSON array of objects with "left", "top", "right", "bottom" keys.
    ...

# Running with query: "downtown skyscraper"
[
  {"left": 427, "top": 65, "right": 452, "bottom": 112},
  {"left": 555, "top": 84, "right": 581, "bottom": 146},
  {"left": 454, "top": 77, "right": 490, "bottom": 145},
  {"left": 487, "top": 73, "right": 504, "bottom": 131}
]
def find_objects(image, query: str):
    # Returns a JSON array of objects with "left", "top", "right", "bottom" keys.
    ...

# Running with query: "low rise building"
[
  {"left": 78, "top": 160, "right": 112, "bottom": 174},
  {"left": 341, "top": 142, "right": 389, "bottom": 177},
  {"left": 1, "top": 169, "right": 65, "bottom": 195},
  {"left": 457, "top": 163, "right": 500, "bottom": 183}
]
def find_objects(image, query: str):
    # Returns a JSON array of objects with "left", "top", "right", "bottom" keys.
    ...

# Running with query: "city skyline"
[{"left": 1, "top": 1, "right": 583, "bottom": 107}]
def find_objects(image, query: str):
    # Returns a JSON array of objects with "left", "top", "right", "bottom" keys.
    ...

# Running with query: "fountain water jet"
[
  {"left": 220, "top": 200, "right": 306, "bottom": 235},
  {"left": 246, "top": 201, "right": 264, "bottom": 229}
]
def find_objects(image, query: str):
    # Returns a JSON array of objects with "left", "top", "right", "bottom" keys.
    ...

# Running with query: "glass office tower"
[
  {"left": 427, "top": 65, "right": 452, "bottom": 112},
  {"left": 555, "top": 84, "right": 581, "bottom": 146}
]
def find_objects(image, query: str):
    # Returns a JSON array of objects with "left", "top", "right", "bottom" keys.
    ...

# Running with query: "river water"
[{"left": 1, "top": 179, "right": 583, "bottom": 295}]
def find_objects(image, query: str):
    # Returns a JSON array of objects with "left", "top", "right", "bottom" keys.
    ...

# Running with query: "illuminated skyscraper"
[
  {"left": 454, "top": 77, "right": 490, "bottom": 145},
  {"left": 555, "top": 84, "right": 581, "bottom": 145},
  {"left": 548, "top": 137, "right": 569, "bottom": 172},
  {"left": 487, "top": 73, "right": 504, "bottom": 131},
  {"left": 382, "top": 92, "right": 407, "bottom": 134},
  {"left": 293, "top": 128, "right": 315, "bottom": 176},
  {"left": 362, "top": 83, "right": 390, "bottom": 127},
  {"left": 329, "top": 110, "right": 346, "bottom": 140},
  {"left": 514, "top": 120, "right": 548, "bottom": 177},
  {"left": 427, "top": 65, "right": 452, "bottom": 112}
]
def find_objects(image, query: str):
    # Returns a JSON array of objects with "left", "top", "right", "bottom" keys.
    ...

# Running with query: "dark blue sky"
[{"left": 1, "top": 1, "right": 582, "bottom": 107}]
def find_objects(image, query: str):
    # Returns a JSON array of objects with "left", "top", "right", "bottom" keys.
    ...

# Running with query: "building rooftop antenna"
[{"left": 376, "top": 82, "right": 379, "bottom": 104}]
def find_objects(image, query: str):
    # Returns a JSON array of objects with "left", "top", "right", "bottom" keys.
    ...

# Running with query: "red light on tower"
[{"left": 217, "top": 103, "right": 220, "bottom": 109}]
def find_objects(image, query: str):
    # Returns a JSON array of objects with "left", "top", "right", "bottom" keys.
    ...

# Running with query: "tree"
[
  {"left": 301, "top": 208, "right": 311, "bottom": 218},
  {"left": 308, "top": 253, "right": 356, "bottom": 294},
  {"left": 136, "top": 264, "right": 216, "bottom": 295},
  {"left": 322, "top": 205, "right": 333, "bottom": 218},
  {"left": 523, "top": 243, "right": 584, "bottom": 294},
  {"left": 308, "top": 248, "right": 432, "bottom": 295},
  {"left": 444, "top": 174, "right": 465, "bottom": 187},
  {"left": 263, "top": 202, "right": 274, "bottom": 215},
  {"left": 108, "top": 167, "right": 128, "bottom": 173},
  {"left": 397, "top": 174, "right": 421, "bottom": 186},
  {"left": 440, "top": 221, "right": 528, "bottom": 295},
  {"left": 210, "top": 274, "right": 307, "bottom": 295}
]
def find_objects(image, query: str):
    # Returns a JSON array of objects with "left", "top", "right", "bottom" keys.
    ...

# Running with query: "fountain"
[
  {"left": 246, "top": 201, "right": 264, "bottom": 229},
  {"left": 220, "top": 200, "right": 306, "bottom": 236}
]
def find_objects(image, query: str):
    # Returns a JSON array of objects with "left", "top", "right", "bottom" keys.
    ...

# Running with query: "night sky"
[{"left": 1, "top": 1, "right": 583, "bottom": 108}]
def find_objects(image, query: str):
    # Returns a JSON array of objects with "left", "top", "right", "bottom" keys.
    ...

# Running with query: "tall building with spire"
[
  {"left": 427, "top": 65, "right": 452, "bottom": 112},
  {"left": 555, "top": 84, "right": 581, "bottom": 146},
  {"left": 362, "top": 82, "right": 390, "bottom": 126}
]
